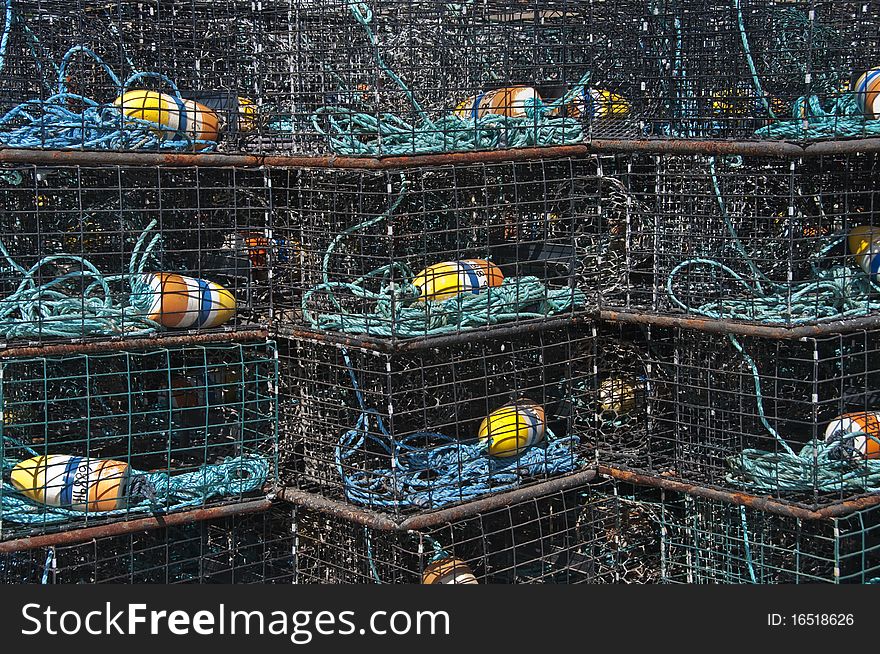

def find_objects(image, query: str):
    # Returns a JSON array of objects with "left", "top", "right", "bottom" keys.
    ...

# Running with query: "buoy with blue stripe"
[
  {"left": 411, "top": 259, "right": 503, "bottom": 302},
  {"left": 10, "top": 455, "right": 131, "bottom": 512},
  {"left": 478, "top": 399, "right": 546, "bottom": 458},
  {"left": 853, "top": 68, "right": 880, "bottom": 119},
  {"left": 848, "top": 225, "right": 880, "bottom": 283},
  {"left": 144, "top": 273, "right": 236, "bottom": 329},
  {"left": 453, "top": 87, "right": 540, "bottom": 119},
  {"left": 556, "top": 87, "right": 631, "bottom": 119},
  {"left": 824, "top": 411, "right": 880, "bottom": 459},
  {"left": 115, "top": 90, "right": 220, "bottom": 147},
  {"left": 422, "top": 557, "right": 479, "bottom": 584}
]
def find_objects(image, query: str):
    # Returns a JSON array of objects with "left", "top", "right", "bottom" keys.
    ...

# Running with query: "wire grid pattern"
[
  {"left": 0, "top": 340, "right": 278, "bottom": 540},
  {"left": 0, "top": 507, "right": 295, "bottom": 584},
  {"left": 278, "top": 325, "right": 593, "bottom": 515}
]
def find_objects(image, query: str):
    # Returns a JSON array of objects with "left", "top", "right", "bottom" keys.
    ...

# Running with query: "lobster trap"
[
  {"left": 274, "top": 158, "right": 644, "bottom": 341},
  {"left": 590, "top": 322, "right": 880, "bottom": 510},
  {"left": 287, "top": 475, "right": 657, "bottom": 584},
  {"left": 641, "top": 1, "right": 880, "bottom": 140},
  {"left": 0, "top": 506, "right": 294, "bottom": 584},
  {"left": 599, "top": 151, "right": 880, "bottom": 327},
  {"left": 0, "top": 338, "right": 277, "bottom": 541},
  {"left": 279, "top": 323, "right": 594, "bottom": 516},
  {"left": 0, "top": 164, "right": 276, "bottom": 345}
]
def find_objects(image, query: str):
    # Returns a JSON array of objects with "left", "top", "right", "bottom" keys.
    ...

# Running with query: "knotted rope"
[
  {"left": 0, "top": 435, "right": 269, "bottom": 525},
  {"left": 336, "top": 349, "right": 580, "bottom": 510},
  {"left": 305, "top": 1, "right": 586, "bottom": 155},
  {"left": 303, "top": 182, "right": 586, "bottom": 336},
  {"left": 0, "top": 219, "right": 164, "bottom": 340}
]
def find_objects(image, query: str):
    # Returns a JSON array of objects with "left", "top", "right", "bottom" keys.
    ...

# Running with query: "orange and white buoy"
[
  {"left": 824, "top": 411, "right": 880, "bottom": 459},
  {"left": 143, "top": 273, "right": 236, "bottom": 329},
  {"left": 422, "top": 557, "right": 479, "bottom": 584},
  {"left": 10, "top": 455, "right": 131, "bottom": 512},
  {"left": 853, "top": 68, "right": 880, "bottom": 119},
  {"left": 453, "top": 87, "right": 540, "bottom": 119}
]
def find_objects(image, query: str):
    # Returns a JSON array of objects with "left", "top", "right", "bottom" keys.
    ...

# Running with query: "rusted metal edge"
[
  {"left": 278, "top": 314, "right": 591, "bottom": 353},
  {"left": 598, "top": 467, "right": 880, "bottom": 521},
  {"left": 0, "top": 498, "right": 273, "bottom": 553},
  {"left": 2, "top": 137, "right": 879, "bottom": 170},
  {"left": 276, "top": 469, "right": 597, "bottom": 531},
  {"left": 0, "top": 328, "right": 270, "bottom": 358},
  {"left": 599, "top": 310, "right": 880, "bottom": 339}
]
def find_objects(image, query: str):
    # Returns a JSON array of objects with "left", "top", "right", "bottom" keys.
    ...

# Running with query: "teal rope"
[
  {"left": 666, "top": 157, "right": 880, "bottom": 324},
  {"left": 1, "top": 436, "right": 269, "bottom": 525},
  {"left": 0, "top": 219, "right": 164, "bottom": 340},
  {"left": 303, "top": 182, "right": 585, "bottom": 336},
  {"left": 304, "top": 1, "right": 587, "bottom": 155},
  {"left": 725, "top": 332, "right": 880, "bottom": 493},
  {"left": 740, "top": 505, "right": 757, "bottom": 584}
]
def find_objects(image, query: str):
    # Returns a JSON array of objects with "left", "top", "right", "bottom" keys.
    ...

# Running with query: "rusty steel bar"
[
  {"left": 2, "top": 138, "right": 879, "bottom": 171},
  {"left": 0, "top": 499, "right": 274, "bottom": 553},
  {"left": 280, "top": 314, "right": 591, "bottom": 354},
  {"left": 598, "top": 467, "right": 880, "bottom": 521},
  {"left": 599, "top": 310, "right": 880, "bottom": 339},
  {"left": 0, "top": 328, "right": 270, "bottom": 358},
  {"left": 275, "top": 488, "right": 399, "bottom": 530},
  {"left": 276, "top": 469, "right": 598, "bottom": 531}
]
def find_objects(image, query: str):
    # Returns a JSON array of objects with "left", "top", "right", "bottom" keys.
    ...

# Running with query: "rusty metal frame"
[
  {"left": 0, "top": 498, "right": 274, "bottom": 553},
  {"left": 277, "top": 468, "right": 597, "bottom": 531},
  {"left": 1, "top": 137, "right": 879, "bottom": 171},
  {"left": 599, "top": 466, "right": 880, "bottom": 521},
  {"left": 0, "top": 328, "right": 270, "bottom": 358}
]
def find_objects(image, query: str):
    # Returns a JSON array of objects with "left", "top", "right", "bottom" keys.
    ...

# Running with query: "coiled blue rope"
[
  {"left": 0, "top": 219, "right": 164, "bottom": 340},
  {"left": 1, "top": 435, "right": 269, "bottom": 525},
  {"left": 0, "top": 44, "right": 217, "bottom": 151},
  {"left": 666, "top": 157, "right": 880, "bottom": 324},
  {"left": 303, "top": 1, "right": 587, "bottom": 155},
  {"left": 304, "top": 182, "right": 585, "bottom": 336},
  {"left": 336, "top": 349, "right": 580, "bottom": 510}
]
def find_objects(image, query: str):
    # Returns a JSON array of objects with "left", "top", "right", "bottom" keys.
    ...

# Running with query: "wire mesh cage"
[
  {"left": 657, "top": 488, "right": 880, "bottom": 584},
  {"left": 0, "top": 506, "right": 295, "bottom": 584},
  {"left": 0, "top": 0, "right": 271, "bottom": 152},
  {"left": 0, "top": 339, "right": 277, "bottom": 541},
  {"left": 0, "top": 164, "right": 276, "bottom": 345},
  {"left": 274, "top": 158, "right": 645, "bottom": 341},
  {"left": 589, "top": 323, "right": 880, "bottom": 510},
  {"left": 642, "top": 1, "right": 880, "bottom": 141},
  {"left": 600, "top": 151, "right": 880, "bottom": 327},
  {"left": 290, "top": 477, "right": 654, "bottom": 584},
  {"left": 279, "top": 324, "right": 594, "bottom": 516}
]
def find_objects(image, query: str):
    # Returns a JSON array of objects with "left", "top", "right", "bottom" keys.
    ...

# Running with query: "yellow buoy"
[
  {"left": 453, "top": 87, "right": 540, "bottom": 119},
  {"left": 854, "top": 68, "right": 880, "bottom": 119},
  {"left": 143, "top": 273, "right": 236, "bottom": 329},
  {"left": 557, "top": 87, "right": 631, "bottom": 119},
  {"left": 237, "top": 97, "right": 258, "bottom": 132},
  {"left": 411, "top": 259, "right": 503, "bottom": 302},
  {"left": 598, "top": 377, "right": 640, "bottom": 415},
  {"left": 848, "top": 225, "right": 880, "bottom": 283},
  {"left": 421, "top": 557, "right": 478, "bottom": 584},
  {"left": 824, "top": 411, "right": 880, "bottom": 459},
  {"left": 478, "top": 399, "right": 546, "bottom": 458},
  {"left": 10, "top": 455, "right": 131, "bottom": 512},
  {"left": 115, "top": 90, "right": 220, "bottom": 146}
]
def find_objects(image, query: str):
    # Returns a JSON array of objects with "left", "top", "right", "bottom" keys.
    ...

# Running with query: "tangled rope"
[
  {"left": 0, "top": 39, "right": 217, "bottom": 150},
  {"left": 722, "top": 333, "right": 880, "bottom": 493},
  {"left": 304, "top": 182, "right": 585, "bottom": 336},
  {"left": 0, "top": 219, "right": 164, "bottom": 340},
  {"left": 0, "top": 435, "right": 269, "bottom": 524},
  {"left": 666, "top": 157, "right": 880, "bottom": 324},
  {"left": 336, "top": 350, "right": 580, "bottom": 510},
  {"left": 305, "top": 1, "right": 586, "bottom": 155}
]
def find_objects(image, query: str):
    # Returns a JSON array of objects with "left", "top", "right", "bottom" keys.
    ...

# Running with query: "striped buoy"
[
  {"left": 557, "top": 87, "right": 631, "bottom": 119},
  {"left": 237, "top": 97, "right": 258, "bottom": 132},
  {"left": 115, "top": 90, "right": 220, "bottom": 146},
  {"left": 478, "top": 399, "right": 546, "bottom": 458},
  {"left": 422, "top": 557, "right": 478, "bottom": 585},
  {"left": 453, "top": 87, "right": 540, "bottom": 119},
  {"left": 411, "top": 259, "right": 503, "bottom": 302},
  {"left": 824, "top": 411, "right": 880, "bottom": 459},
  {"left": 144, "top": 273, "right": 236, "bottom": 329},
  {"left": 848, "top": 225, "right": 880, "bottom": 283},
  {"left": 853, "top": 68, "right": 880, "bottom": 119},
  {"left": 10, "top": 455, "right": 131, "bottom": 512}
]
